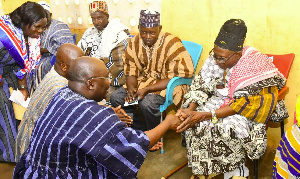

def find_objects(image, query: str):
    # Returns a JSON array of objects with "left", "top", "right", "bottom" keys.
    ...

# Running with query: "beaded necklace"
[{"left": 141, "top": 33, "right": 165, "bottom": 61}]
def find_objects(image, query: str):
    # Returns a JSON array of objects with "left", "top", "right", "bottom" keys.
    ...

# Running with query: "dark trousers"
[{"left": 110, "top": 87, "right": 165, "bottom": 131}]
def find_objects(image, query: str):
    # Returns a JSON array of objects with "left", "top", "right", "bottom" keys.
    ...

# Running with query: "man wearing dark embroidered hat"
[
  {"left": 77, "top": 0, "right": 131, "bottom": 101},
  {"left": 110, "top": 9, "right": 194, "bottom": 151},
  {"left": 166, "top": 19, "right": 288, "bottom": 178}
]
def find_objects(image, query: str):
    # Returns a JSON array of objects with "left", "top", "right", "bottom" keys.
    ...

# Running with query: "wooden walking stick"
[{"left": 161, "top": 160, "right": 188, "bottom": 179}]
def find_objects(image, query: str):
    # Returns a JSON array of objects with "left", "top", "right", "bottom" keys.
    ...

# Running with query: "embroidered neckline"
[{"left": 141, "top": 33, "right": 165, "bottom": 61}]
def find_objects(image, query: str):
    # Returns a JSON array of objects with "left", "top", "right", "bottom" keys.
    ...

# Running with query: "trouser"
[{"left": 110, "top": 87, "right": 165, "bottom": 131}]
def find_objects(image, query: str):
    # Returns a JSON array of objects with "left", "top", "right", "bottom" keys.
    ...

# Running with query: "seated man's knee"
[
  {"left": 139, "top": 95, "right": 163, "bottom": 113},
  {"left": 110, "top": 89, "right": 125, "bottom": 106}
]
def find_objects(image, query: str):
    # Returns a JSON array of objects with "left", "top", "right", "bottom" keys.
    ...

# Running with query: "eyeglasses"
[
  {"left": 209, "top": 48, "right": 239, "bottom": 63},
  {"left": 88, "top": 73, "right": 112, "bottom": 83}
]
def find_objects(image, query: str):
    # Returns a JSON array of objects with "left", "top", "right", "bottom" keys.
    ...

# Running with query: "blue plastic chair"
[{"left": 159, "top": 40, "right": 203, "bottom": 154}]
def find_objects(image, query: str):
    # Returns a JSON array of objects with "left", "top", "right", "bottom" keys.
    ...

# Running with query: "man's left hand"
[
  {"left": 112, "top": 105, "right": 133, "bottom": 126},
  {"left": 136, "top": 88, "right": 148, "bottom": 101}
]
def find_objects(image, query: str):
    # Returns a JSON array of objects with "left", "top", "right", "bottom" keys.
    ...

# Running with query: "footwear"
[{"left": 149, "top": 141, "right": 163, "bottom": 152}]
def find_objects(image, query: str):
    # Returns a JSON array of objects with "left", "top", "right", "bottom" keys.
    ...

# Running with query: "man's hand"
[
  {"left": 164, "top": 114, "right": 182, "bottom": 131},
  {"left": 136, "top": 88, "right": 148, "bottom": 101},
  {"left": 176, "top": 108, "right": 193, "bottom": 122},
  {"left": 19, "top": 88, "right": 29, "bottom": 101},
  {"left": 112, "top": 105, "right": 133, "bottom": 126},
  {"left": 125, "top": 88, "right": 137, "bottom": 102},
  {"left": 176, "top": 111, "right": 209, "bottom": 133}
]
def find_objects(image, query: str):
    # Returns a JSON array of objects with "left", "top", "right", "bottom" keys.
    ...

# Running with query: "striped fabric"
[
  {"left": 14, "top": 87, "right": 149, "bottom": 179},
  {"left": 15, "top": 68, "right": 68, "bottom": 161},
  {"left": 27, "top": 19, "right": 74, "bottom": 94},
  {"left": 273, "top": 124, "right": 300, "bottom": 178},
  {"left": 0, "top": 15, "right": 41, "bottom": 79},
  {"left": 123, "top": 31, "right": 194, "bottom": 106},
  {"left": 0, "top": 43, "right": 19, "bottom": 162},
  {"left": 229, "top": 86, "right": 278, "bottom": 124}
]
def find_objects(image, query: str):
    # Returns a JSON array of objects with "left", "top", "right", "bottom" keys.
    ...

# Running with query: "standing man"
[
  {"left": 110, "top": 9, "right": 194, "bottom": 150},
  {"left": 28, "top": 1, "right": 74, "bottom": 95},
  {"left": 77, "top": 1, "right": 131, "bottom": 100}
]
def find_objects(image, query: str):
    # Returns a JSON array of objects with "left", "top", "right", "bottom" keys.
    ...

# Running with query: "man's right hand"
[
  {"left": 125, "top": 88, "right": 137, "bottom": 102},
  {"left": 125, "top": 76, "right": 138, "bottom": 102},
  {"left": 165, "top": 114, "right": 182, "bottom": 131}
]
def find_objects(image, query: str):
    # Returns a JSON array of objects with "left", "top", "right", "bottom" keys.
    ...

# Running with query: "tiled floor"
[{"left": 0, "top": 130, "right": 276, "bottom": 179}]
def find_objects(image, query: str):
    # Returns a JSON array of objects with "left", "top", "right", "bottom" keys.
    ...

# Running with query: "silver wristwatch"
[
  {"left": 211, "top": 110, "right": 218, "bottom": 124},
  {"left": 19, "top": 84, "right": 26, "bottom": 89}
]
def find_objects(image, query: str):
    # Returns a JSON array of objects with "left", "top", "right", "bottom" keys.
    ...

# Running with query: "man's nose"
[{"left": 95, "top": 19, "right": 102, "bottom": 24}]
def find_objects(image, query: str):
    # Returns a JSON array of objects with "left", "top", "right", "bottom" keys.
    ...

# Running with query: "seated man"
[
  {"left": 27, "top": 1, "right": 74, "bottom": 94},
  {"left": 13, "top": 56, "right": 181, "bottom": 178},
  {"left": 110, "top": 9, "right": 194, "bottom": 150},
  {"left": 15, "top": 43, "right": 84, "bottom": 161},
  {"left": 168, "top": 19, "right": 287, "bottom": 178},
  {"left": 77, "top": 0, "right": 131, "bottom": 100}
]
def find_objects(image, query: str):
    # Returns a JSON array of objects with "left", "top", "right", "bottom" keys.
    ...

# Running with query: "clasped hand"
[
  {"left": 175, "top": 108, "right": 206, "bottom": 133},
  {"left": 112, "top": 105, "right": 133, "bottom": 127}
]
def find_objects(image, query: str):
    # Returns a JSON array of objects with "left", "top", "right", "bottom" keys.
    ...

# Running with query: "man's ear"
[
  {"left": 60, "top": 62, "right": 68, "bottom": 72},
  {"left": 86, "top": 79, "right": 95, "bottom": 90}
]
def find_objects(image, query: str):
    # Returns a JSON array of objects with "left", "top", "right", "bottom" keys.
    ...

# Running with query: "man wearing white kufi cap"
[
  {"left": 77, "top": 1, "right": 131, "bottom": 101},
  {"left": 27, "top": 1, "right": 74, "bottom": 95}
]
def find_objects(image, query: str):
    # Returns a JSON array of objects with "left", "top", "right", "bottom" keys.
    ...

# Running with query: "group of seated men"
[{"left": 14, "top": 1, "right": 193, "bottom": 178}]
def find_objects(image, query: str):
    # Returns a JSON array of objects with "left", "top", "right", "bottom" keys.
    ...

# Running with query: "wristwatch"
[
  {"left": 211, "top": 110, "right": 218, "bottom": 124},
  {"left": 19, "top": 84, "right": 27, "bottom": 90}
]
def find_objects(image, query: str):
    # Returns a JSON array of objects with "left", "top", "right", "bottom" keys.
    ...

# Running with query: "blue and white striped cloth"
[{"left": 14, "top": 87, "right": 149, "bottom": 179}]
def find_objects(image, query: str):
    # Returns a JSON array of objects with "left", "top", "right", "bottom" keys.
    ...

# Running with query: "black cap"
[{"left": 214, "top": 19, "right": 247, "bottom": 51}]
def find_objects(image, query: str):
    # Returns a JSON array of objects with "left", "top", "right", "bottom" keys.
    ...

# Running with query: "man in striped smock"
[
  {"left": 110, "top": 9, "right": 194, "bottom": 151},
  {"left": 13, "top": 56, "right": 181, "bottom": 178},
  {"left": 15, "top": 44, "right": 84, "bottom": 162}
]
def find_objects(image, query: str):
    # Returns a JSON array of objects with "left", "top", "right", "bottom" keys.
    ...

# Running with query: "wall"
[
  {"left": 1, "top": 0, "right": 46, "bottom": 14},
  {"left": 0, "top": 0, "right": 3, "bottom": 16},
  {"left": 49, "top": 0, "right": 161, "bottom": 43},
  {"left": 161, "top": 0, "right": 300, "bottom": 148}
]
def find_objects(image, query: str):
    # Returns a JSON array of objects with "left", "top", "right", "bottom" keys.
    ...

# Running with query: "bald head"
[
  {"left": 54, "top": 43, "right": 84, "bottom": 77},
  {"left": 68, "top": 56, "right": 110, "bottom": 102}
]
